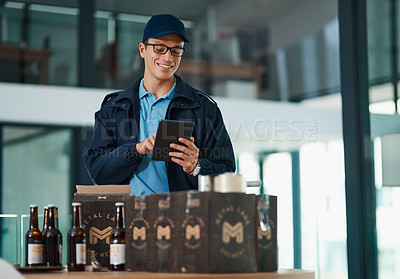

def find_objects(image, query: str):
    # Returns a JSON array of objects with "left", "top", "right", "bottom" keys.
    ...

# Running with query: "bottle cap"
[
  {"left": 47, "top": 204, "right": 56, "bottom": 208},
  {"left": 71, "top": 202, "right": 82, "bottom": 207},
  {"left": 29, "top": 204, "right": 38, "bottom": 208},
  {"left": 115, "top": 202, "right": 125, "bottom": 207}
]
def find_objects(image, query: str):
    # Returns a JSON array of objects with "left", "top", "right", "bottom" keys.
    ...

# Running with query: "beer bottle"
[
  {"left": 55, "top": 206, "right": 63, "bottom": 266},
  {"left": 67, "top": 202, "right": 86, "bottom": 271},
  {"left": 42, "top": 206, "right": 48, "bottom": 234},
  {"left": 43, "top": 205, "right": 60, "bottom": 266},
  {"left": 110, "top": 202, "right": 125, "bottom": 271},
  {"left": 25, "top": 204, "right": 44, "bottom": 267}
]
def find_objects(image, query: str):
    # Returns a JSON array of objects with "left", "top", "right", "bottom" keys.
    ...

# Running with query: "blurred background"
[{"left": 0, "top": 1, "right": 399, "bottom": 278}]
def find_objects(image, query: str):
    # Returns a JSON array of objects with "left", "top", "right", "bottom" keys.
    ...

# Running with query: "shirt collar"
[{"left": 139, "top": 78, "right": 176, "bottom": 100}]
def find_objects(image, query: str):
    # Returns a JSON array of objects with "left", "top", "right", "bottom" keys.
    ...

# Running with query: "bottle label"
[
  {"left": 28, "top": 243, "right": 44, "bottom": 264},
  {"left": 110, "top": 244, "right": 125, "bottom": 265},
  {"left": 76, "top": 243, "right": 86, "bottom": 265}
]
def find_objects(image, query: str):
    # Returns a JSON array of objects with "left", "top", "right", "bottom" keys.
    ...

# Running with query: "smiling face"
[{"left": 139, "top": 33, "right": 184, "bottom": 85}]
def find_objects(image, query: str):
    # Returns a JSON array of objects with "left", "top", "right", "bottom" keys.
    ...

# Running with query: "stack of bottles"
[
  {"left": 25, "top": 203, "right": 88, "bottom": 271},
  {"left": 25, "top": 204, "right": 62, "bottom": 268},
  {"left": 25, "top": 201, "right": 125, "bottom": 271}
]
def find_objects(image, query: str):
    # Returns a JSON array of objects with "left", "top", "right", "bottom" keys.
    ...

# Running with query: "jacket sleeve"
[
  {"left": 85, "top": 108, "right": 143, "bottom": 185},
  {"left": 198, "top": 104, "right": 236, "bottom": 175}
]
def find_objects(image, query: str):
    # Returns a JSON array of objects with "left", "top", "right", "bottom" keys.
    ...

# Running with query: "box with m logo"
[
  {"left": 125, "top": 194, "right": 157, "bottom": 271},
  {"left": 256, "top": 195, "right": 278, "bottom": 272},
  {"left": 175, "top": 191, "right": 258, "bottom": 273},
  {"left": 72, "top": 185, "right": 130, "bottom": 268},
  {"left": 125, "top": 193, "right": 182, "bottom": 272}
]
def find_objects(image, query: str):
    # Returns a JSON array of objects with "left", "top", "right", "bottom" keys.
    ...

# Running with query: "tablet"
[{"left": 151, "top": 120, "right": 195, "bottom": 161}]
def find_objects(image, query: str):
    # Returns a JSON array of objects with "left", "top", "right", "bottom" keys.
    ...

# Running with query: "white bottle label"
[
  {"left": 28, "top": 243, "right": 44, "bottom": 264},
  {"left": 110, "top": 244, "right": 125, "bottom": 265},
  {"left": 76, "top": 243, "right": 86, "bottom": 265}
]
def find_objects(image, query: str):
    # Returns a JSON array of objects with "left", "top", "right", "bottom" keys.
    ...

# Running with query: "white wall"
[
  {"left": 0, "top": 82, "right": 342, "bottom": 153},
  {"left": 0, "top": 82, "right": 110, "bottom": 126}
]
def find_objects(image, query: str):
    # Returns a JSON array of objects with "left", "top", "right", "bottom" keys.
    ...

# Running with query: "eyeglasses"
[{"left": 144, "top": 43, "right": 185, "bottom": 57}]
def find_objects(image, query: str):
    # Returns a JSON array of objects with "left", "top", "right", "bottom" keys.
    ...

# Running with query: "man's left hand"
[{"left": 169, "top": 137, "right": 199, "bottom": 174}]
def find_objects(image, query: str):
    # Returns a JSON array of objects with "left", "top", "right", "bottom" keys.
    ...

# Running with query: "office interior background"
[{"left": 0, "top": 0, "right": 399, "bottom": 278}]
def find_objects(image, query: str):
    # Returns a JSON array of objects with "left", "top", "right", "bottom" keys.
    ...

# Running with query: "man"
[{"left": 85, "top": 14, "right": 235, "bottom": 195}]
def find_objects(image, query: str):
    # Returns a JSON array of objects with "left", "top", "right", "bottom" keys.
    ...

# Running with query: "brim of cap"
[{"left": 146, "top": 30, "right": 189, "bottom": 43}]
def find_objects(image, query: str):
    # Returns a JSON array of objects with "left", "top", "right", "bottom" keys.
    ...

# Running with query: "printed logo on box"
[
  {"left": 154, "top": 217, "right": 174, "bottom": 249},
  {"left": 215, "top": 205, "right": 251, "bottom": 259},
  {"left": 222, "top": 222, "right": 244, "bottom": 244},
  {"left": 129, "top": 218, "right": 150, "bottom": 249},
  {"left": 182, "top": 215, "right": 205, "bottom": 250},
  {"left": 82, "top": 212, "right": 115, "bottom": 259}
]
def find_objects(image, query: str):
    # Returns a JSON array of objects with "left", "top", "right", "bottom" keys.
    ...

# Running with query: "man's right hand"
[{"left": 136, "top": 134, "right": 156, "bottom": 155}]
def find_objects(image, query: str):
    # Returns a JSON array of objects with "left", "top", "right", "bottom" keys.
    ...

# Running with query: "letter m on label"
[
  {"left": 133, "top": 227, "right": 146, "bottom": 240},
  {"left": 89, "top": 226, "right": 113, "bottom": 245},
  {"left": 222, "top": 222, "right": 243, "bottom": 244},
  {"left": 157, "top": 225, "right": 171, "bottom": 240},
  {"left": 185, "top": 224, "right": 200, "bottom": 240}
]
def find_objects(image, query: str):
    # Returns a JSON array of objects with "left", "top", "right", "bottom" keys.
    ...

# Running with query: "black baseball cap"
[{"left": 142, "top": 14, "right": 189, "bottom": 43}]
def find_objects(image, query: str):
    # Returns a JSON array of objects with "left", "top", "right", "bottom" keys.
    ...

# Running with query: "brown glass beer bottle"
[
  {"left": 43, "top": 205, "right": 60, "bottom": 266},
  {"left": 55, "top": 206, "right": 63, "bottom": 266},
  {"left": 110, "top": 202, "right": 125, "bottom": 271},
  {"left": 42, "top": 206, "right": 48, "bottom": 234},
  {"left": 25, "top": 204, "right": 44, "bottom": 267},
  {"left": 67, "top": 202, "right": 86, "bottom": 271}
]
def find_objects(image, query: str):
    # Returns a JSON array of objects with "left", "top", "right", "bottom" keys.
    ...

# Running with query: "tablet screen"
[{"left": 151, "top": 120, "right": 194, "bottom": 161}]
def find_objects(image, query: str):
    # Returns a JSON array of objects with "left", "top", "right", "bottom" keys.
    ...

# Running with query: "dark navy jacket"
[{"left": 85, "top": 75, "right": 236, "bottom": 191}]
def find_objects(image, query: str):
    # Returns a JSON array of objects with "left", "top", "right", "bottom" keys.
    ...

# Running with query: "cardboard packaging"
[
  {"left": 125, "top": 191, "right": 277, "bottom": 273},
  {"left": 177, "top": 191, "right": 257, "bottom": 273},
  {"left": 125, "top": 194, "right": 156, "bottom": 271},
  {"left": 126, "top": 191, "right": 258, "bottom": 273},
  {"left": 72, "top": 185, "right": 130, "bottom": 268},
  {"left": 256, "top": 195, "right": 278, "bottom": 272},
  {"left": 125, "top": 193, "right": 180, "bottom": 272}
]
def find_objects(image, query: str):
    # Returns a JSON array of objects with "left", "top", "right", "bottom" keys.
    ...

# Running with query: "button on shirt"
[{"left": 129, "top": 79, "right": 176, "bottom": 195}]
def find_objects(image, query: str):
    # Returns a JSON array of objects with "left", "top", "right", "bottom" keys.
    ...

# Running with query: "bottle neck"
[
  {"left": 71, "top": 206, "right": 81, "bottom": 228},
  {"left": 115, "top": 206, "right": 124, "bottom": 228},
  {"left": 42, "top": 208, "right": 48, "bottom": 231},
  {"left": 29, "top": 207, "right": 39, "bottom": 229},
  {"left": 55, "top": 207, "right": 59, "bottom": 229},
  {"left": 47, "top": 207, "right": 55, "bottom": 228}
]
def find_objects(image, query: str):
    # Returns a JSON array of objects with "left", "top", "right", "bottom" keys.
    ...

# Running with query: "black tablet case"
[{"left": 151, "top": 120, "right": 194, "bottom": 161}]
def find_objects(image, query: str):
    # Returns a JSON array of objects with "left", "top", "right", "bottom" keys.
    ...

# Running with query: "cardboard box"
[
  {"left": 125, "top": 193, "right": 180, "bottom": 272},
  {"left": 256, "top": 195, "right": 278, "bottom": 272},
  {"left": 72, "top": 185, "right": 130, "bottom": 268},
  {"left": 125, "top": 191, "right": 257, "bottom": 273},
  {"left": 125, "top": 194, "right": 156, "bottom": 271},
  {"left": 181, "top": 191, "right": 257, "bottom": 273}
]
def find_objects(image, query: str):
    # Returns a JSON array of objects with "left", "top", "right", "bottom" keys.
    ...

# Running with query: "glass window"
[
  {"left": 1, "top": 125, "right": 72, "bottom": 265},
  {"left": 367, "top": 0, "right": 391, "bottom": 83},
  {"left": 0, "top": 214, "right": 18, "bottom": 264},
  {"left": 237, "top": 152, "right": 260, "bottom": 194},
  {"left": 367, "top": 0, "right": 400, "bottom": 276},
  {"left": 0, "top": 2, "right": 77, "bottom": 86},
  {"left": 263, "top": 152, "right": 293, "bottom": 268},
  {"left": 300, "top": 140, "right": 347, "bottom": 279},
  {"left": 29, "top": 5, "right": 78, "bottom": 86}
]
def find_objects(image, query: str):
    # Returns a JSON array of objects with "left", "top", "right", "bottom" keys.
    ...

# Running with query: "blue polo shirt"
[{"left": 129, "top": 78, "right": 175, "bottom": 195}]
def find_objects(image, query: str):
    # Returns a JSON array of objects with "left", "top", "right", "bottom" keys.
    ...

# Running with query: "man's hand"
[
  {"left": 136, "top": 134, "right": 156, "bottom": 155},
  {"left": 169, "top": 137, "right": 199, "bottom": 174}
]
